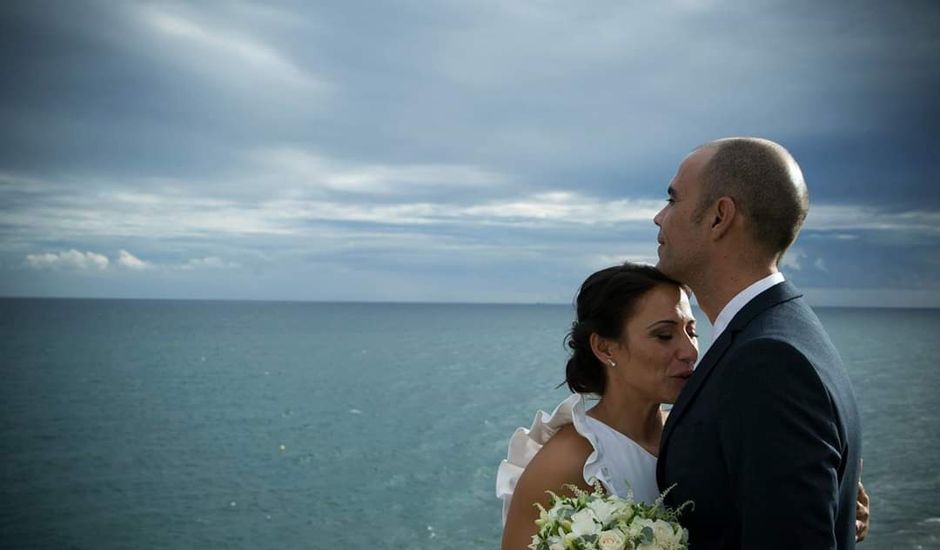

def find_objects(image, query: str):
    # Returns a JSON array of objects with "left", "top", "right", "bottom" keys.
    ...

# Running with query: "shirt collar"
[{"left": 710, "top": 272, "right": 785, "bottom": 342}]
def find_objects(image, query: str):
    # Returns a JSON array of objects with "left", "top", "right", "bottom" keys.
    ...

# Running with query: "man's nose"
[{"left": 653, "top": 208, "right": 663, "bottom": 226}]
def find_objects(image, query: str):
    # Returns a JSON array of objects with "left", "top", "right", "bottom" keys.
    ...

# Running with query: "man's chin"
[{"left": 655, "top": 261, "right": 688, "bottom": 284}]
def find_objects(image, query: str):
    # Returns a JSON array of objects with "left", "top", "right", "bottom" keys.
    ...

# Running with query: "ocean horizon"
[
  {"left": 5, "top": 294, "right": 940, "bottom": 309},
  {"left": 1, "top": 298, "right": 938, "bottom": 549}
]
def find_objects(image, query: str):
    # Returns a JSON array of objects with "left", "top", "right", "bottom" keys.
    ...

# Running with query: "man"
[{"left": 654, "top": 138, "right": 862, "bottom": 549}]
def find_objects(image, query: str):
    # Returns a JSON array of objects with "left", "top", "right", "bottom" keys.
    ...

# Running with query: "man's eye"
[{"left": 689, "top": 331, "right": 699, "bottom": 339}]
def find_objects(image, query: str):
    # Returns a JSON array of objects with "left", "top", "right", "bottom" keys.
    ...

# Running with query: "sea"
[{"left": 1, "top": 298, "right": 938, "bottom": 549}]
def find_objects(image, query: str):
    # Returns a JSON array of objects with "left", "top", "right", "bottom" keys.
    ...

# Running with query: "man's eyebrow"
[{"left": 667, "top": 186, "right": 677, "bottom": 198}]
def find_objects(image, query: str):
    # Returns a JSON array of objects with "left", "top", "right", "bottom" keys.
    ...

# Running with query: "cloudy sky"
[{"left": 1, "top": 1, "right": 938, "bottom": 305}]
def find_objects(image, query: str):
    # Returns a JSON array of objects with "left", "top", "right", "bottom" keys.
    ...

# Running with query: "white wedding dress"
[{"left": 496, "top": 393, "right": 661, "bottom": 524}]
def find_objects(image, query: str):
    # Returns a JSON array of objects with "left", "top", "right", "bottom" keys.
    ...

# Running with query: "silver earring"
[{"left": 608, "top": 360, "right": 616, "bottom": 368}]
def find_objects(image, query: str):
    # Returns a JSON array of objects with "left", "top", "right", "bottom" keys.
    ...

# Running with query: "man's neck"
[{"left": 692, "top": 264, "right": 778, "bottom": 324}]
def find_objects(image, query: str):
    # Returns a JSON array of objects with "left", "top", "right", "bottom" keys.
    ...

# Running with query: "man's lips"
[{"left": 671, "top": 369, "right": 693, "bottom": 380}]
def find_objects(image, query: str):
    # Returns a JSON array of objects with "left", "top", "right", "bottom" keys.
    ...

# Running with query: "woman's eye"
[{"left": 656, "top": 334, "right": 673, "bottom": 341}]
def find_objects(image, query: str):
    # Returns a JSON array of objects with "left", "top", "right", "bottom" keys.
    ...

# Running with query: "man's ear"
[{"left": 709, "top": 196, "right": 737, "bottom": 240}]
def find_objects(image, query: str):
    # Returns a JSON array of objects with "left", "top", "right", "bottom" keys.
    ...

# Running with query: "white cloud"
[
  {"left": 117, "top": 250, "right": 152, "bottom": 270},
  {"left": 805, "top": 205, "right": 940, "bottom": 234},
  {"left": 780, "top": 248, "right": 807, "bottom": 271},
  {"left": 0, "top": 168, "right": 664, "bottom": 243},
  {"left": 250, "top": 148, "right": 510, "bottom": 195},
  {"left": 460, "top": 193, "right": 661, "bottom": 224},
  {"left": 25, "top": 250, "right": 109, "bottom": 271},
  {"left": 178, "top": 256, "right": 239, "bottom": 270},
  {"left": 138, "top": 6, "right": 326, "bottom": 95},
  {"left": 1, "top": 191, "right": 296, "bottom": 239},
  {"left": 262, "top": 192, "right": 663, "bottom": 229},
  {"left": 814, "top": 257, "right": 828, "bottom": 272},
  {"left": 21, "top": 247, "right": 240, "bottom": 274}
]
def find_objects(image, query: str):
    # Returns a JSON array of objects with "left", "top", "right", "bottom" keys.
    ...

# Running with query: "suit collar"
[
  {"left": 711, "top": 272, "right": 785, "bottom": 343},
  {"left": 659, "top": 281, "right": 802, "bottom": 447},
  {"left": 723, "top": 279, "right": 802, "bottom": 333}
]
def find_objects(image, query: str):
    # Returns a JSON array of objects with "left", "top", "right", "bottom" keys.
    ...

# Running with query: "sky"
[{"left": 1, "top": 0, "right": 938, "bottom": 306}]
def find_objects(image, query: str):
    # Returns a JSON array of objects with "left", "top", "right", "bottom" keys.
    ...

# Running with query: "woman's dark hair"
[{"left": 563, "top": 262, "right": 683, "bottom": 395}]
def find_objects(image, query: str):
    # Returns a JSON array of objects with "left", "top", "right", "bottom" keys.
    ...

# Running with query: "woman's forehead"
[{"left": 630, "top": 285, "right": 693, "bottom": 320}]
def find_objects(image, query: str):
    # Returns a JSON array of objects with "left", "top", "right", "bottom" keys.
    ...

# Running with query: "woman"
[
  {"left": 497, "top": 263, "right": 870, "bottom": 549},
  {"left": 498, "top": 263, "right": 695, "bottom": 549}
]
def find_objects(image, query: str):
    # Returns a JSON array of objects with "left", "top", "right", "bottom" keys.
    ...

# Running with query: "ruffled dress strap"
[{"left": 495, "top": 393, "right": 609, "bottom": 524}]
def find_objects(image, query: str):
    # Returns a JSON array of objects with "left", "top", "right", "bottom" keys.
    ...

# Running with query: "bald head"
[{"left": 693, "top": 137, "right": 809, "bottom": 260}]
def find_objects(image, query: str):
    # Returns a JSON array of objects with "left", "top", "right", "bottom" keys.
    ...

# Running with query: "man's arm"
[{"left": 717, "top": 338, "right": 844, "bottom": 549}]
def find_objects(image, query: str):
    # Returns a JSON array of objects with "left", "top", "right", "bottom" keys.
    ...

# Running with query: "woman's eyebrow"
[{"left": 646, "top": 319, "right": 677, "bottom": 329}]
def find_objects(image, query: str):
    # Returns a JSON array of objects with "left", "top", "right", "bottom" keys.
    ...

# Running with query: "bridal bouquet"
[{"left": 530, "top": 481, "right": 690, "bottom": 550}]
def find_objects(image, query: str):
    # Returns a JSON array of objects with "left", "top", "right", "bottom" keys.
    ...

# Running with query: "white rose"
[
  {"left": 587, "top": 498, "right": 619, "bottom": 525},
  {"left": 547, "top": 536, "right": 565, "bottom": 550},
  {"left": 597, "top": 529, "right": 627, "bottom": 550},
  {"left": 613, "top": 501, "right": 635, "bottom": 523},
  {"left": 651, "top": 520, "right": 680, "bottom": 545},
  {"left": 570, "top": 508, "right": 601, "bottom": 537},
  {"left": 628, "top": 517, "right": 655, "bottom": 539}
]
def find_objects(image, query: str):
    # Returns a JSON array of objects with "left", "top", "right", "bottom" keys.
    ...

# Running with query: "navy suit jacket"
[{"left": 657, "top": 281, "right": 861, "bottom": 549}]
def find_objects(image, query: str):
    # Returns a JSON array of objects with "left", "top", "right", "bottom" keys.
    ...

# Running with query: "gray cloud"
[{"left": 1, "top": 0, "right": 939, "bottom": 304}]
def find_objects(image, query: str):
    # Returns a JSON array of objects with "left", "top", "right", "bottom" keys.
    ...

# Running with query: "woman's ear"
[{"left": 589, "top": 332, "right": 615, "bottom": 368}]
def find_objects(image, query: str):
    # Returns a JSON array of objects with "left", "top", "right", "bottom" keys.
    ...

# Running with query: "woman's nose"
[{"left": 678, "top": 335, "right": 698, "bottom": 364}]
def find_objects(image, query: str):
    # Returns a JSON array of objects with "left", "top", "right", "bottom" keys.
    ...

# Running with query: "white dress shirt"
[{"left": 710, "top": 272, "right": 785, "bottom": 343}]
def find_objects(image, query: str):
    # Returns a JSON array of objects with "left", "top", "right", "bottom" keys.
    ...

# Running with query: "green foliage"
[{"left": 529, "top": 478, "right": 690, "bottom": 550}]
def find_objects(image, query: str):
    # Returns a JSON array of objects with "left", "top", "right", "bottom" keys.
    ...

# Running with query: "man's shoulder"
[
  {"left": 733, "top": 295, "right": 835, "bottom": 355},
  {"left": 718, "top": 303, "right": 853, "bottom": 412}
]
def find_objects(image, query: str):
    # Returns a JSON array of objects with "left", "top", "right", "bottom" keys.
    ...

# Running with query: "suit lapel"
[
  {"left": 660, "top": 326, "right": 733, "bottom": 446},
  {"left": 660, "top": 281, "right": 803, "bottom": 448}
]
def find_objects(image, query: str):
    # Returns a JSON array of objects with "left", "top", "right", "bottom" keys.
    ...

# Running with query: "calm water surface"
[{"left": 0, "top": 299, "right": 937, "bottom": 549}]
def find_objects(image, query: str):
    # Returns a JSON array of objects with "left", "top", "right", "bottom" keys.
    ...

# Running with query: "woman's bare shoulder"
[
  {"left": 502, "top": 424, "right": 595, "bottom": 550},
  {"left": 519, "top": 424, "right": 594, "bottom": 490},
  {"left": 543, "top": 424, "right": 594, "bottom": 456}
]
